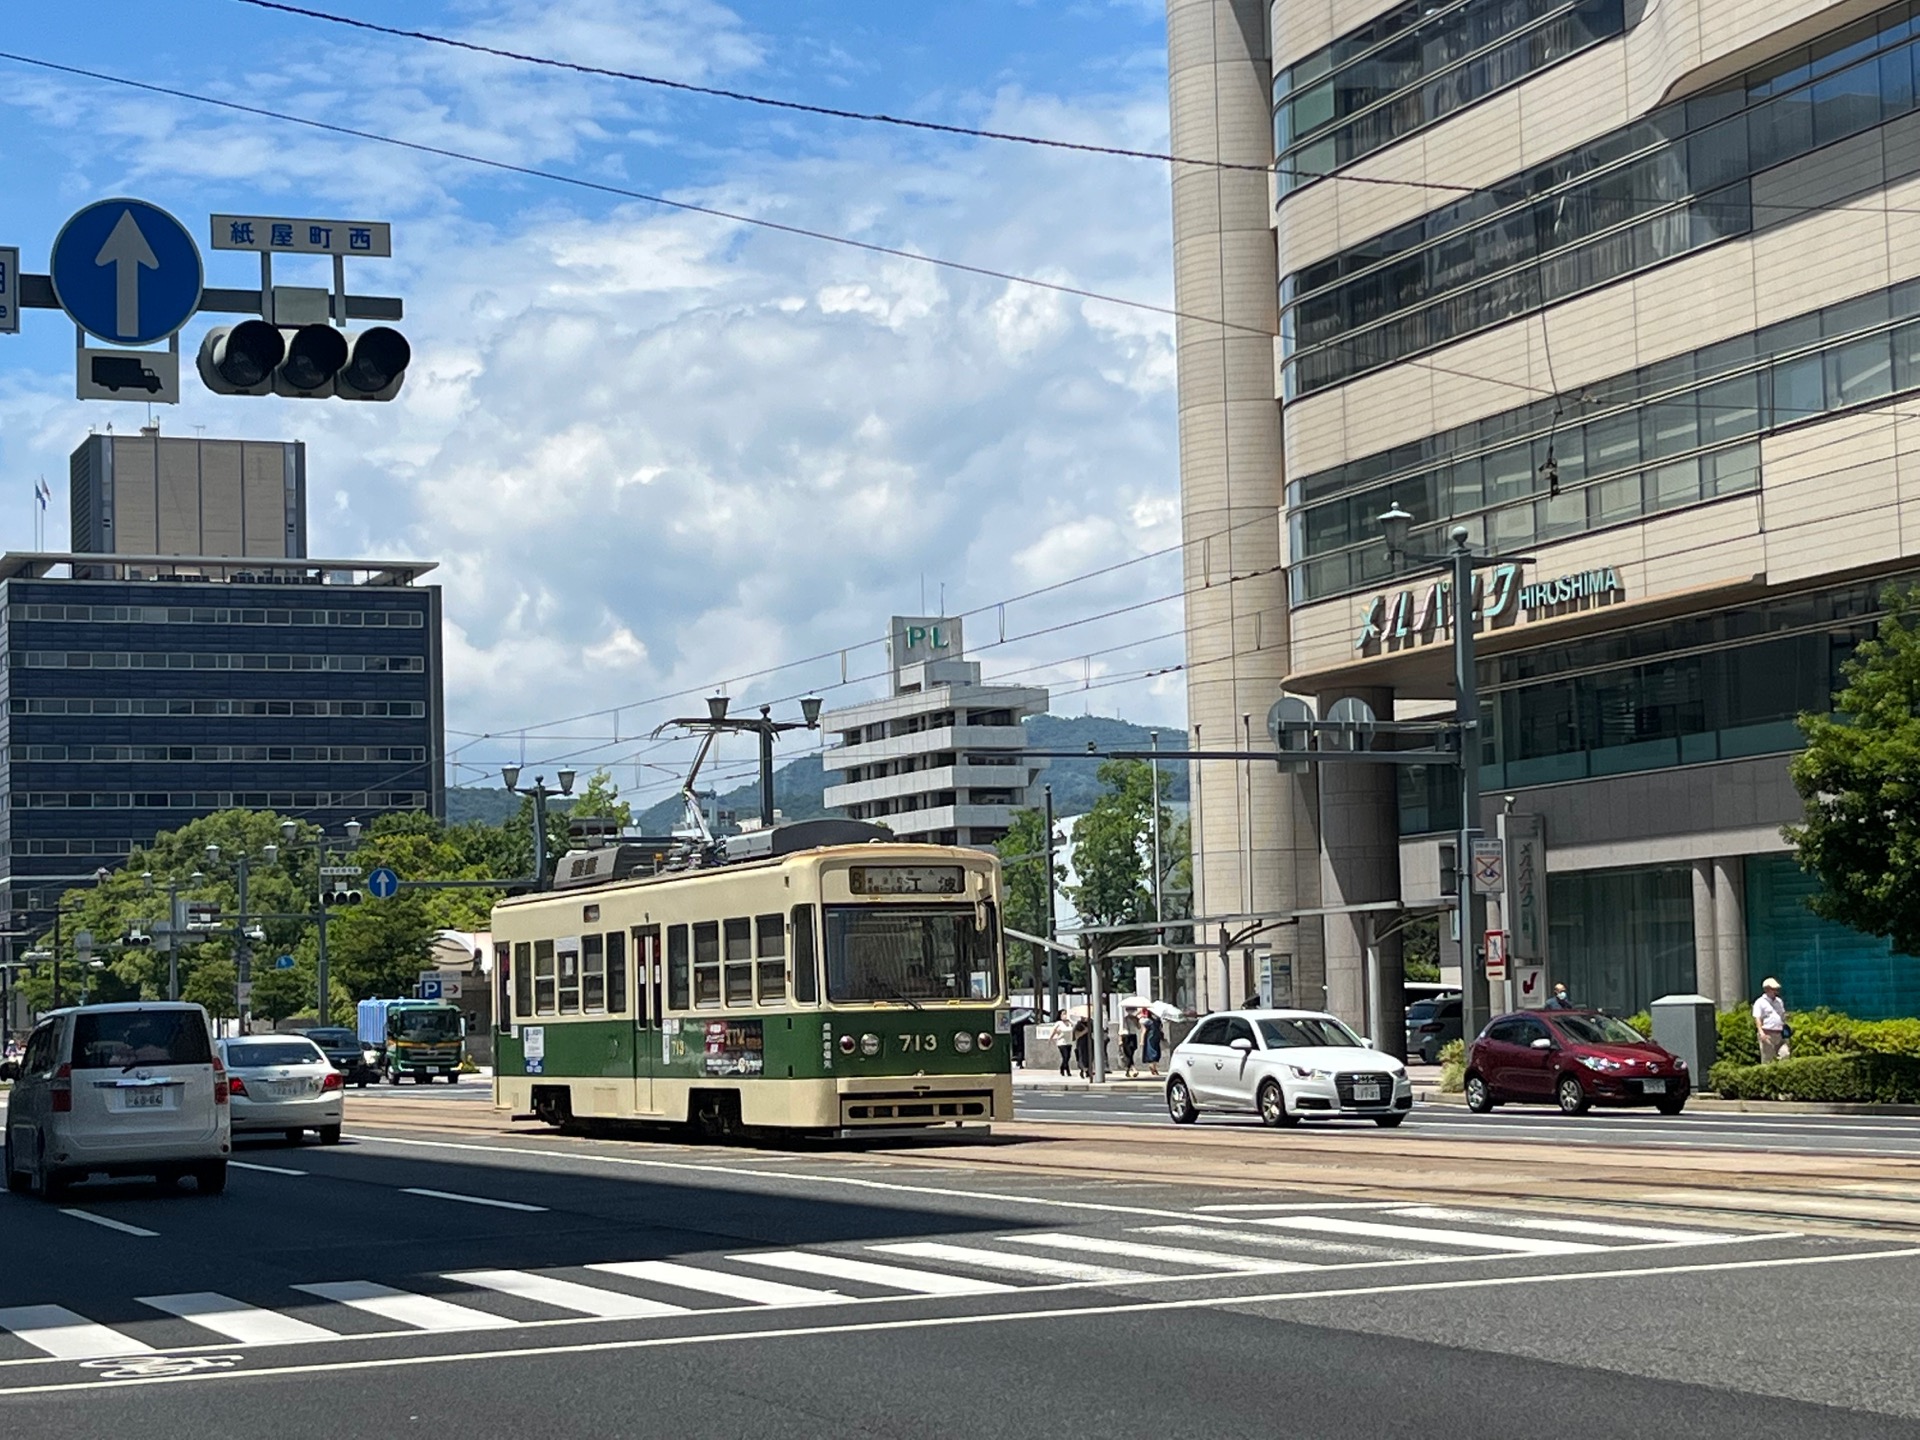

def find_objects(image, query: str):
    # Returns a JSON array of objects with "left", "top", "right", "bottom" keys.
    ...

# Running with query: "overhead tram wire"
[
  {"left": 223, "top": 0, "right": 1920, "bottom": 227},
  {"left": 0, "top": 52, "right": 1274, "bottom": 345}
]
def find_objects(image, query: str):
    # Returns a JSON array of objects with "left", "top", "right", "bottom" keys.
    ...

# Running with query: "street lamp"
[
  {"left": 503, "top": 769, "right": 575, "bottom": 892},
  {"left": 204, "top": 841, "right": 274, "bottom": 1033},
  {"left": 1376, "top": 506, "right": 1527, "bottom": 1045}
]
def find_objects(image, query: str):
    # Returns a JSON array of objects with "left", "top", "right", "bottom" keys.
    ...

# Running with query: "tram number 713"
[{"left": 897, "top": 1032, "right": 940, "bottom": 1053}]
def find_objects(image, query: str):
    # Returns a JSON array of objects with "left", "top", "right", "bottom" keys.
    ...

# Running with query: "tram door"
[{"left": 632, "top": 925, "right": 662, "bottom": 1114}]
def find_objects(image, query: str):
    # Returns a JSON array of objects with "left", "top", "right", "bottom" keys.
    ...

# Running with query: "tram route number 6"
[{"left": 898, "top": 1032, "right": 939, "bottom": 1053}]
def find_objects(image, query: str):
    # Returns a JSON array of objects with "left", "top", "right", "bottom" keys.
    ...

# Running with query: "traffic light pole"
[{"left": 315, "top": 897, "right": 332, "bottom": 1028}]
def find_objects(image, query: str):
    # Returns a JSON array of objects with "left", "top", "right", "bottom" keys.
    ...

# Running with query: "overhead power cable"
[{"left": 0, "top": 50, "right": 1275, "bottom": 342}]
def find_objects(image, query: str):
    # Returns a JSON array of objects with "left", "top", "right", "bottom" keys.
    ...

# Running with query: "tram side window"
[
  {"left": 497, "top": 943, "right": 511, "bottom": 1033},
  {"left": 791, "top": 905, "right": 818, "bottom": 1005},
  {"left": 558, "top": 939, "right": 582, "bottom": 1014},
  {"left": 667, "top": 925, "right": 691, "bottom": 1010},
  {"left": 514, "top": 941, "right": 533, "bottom": 1019},
  {"left": 583, "top": 934, "right": 606, "bottom": 1013},
  {"left": 724, "top": 918, "right": 754, "bottom": 1006},
  {"left": 607, "top": 931, "right": 627, "bottom": 1015},
  {"left": 533, "top": 939, "right": 556, "bottom": 1016},
  {"left": 693, "top": 921, "right": 721, "bottom": 1006},
  {"left": 756, "top": 914, "right": 785, "bottom": 1003}
]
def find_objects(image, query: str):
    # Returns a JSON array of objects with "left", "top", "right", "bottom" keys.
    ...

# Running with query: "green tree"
[
  {"left": 995, "top": 808, "right": 1063, "bottom": 993},
  {"left": 1069, "top": 760, "right": 1172, "bottom": 995},
  {"left": 569, "top": 769, "right": 632, "bottom": 828},
  {"left": 1789, "top": 582, "right": 1920, "bottom": 954}
]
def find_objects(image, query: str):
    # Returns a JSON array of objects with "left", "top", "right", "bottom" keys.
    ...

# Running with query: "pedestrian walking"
[
  {"left": 1053, "top": 1013, "right": 1074, "bottom": 1076},
  {"left": 1140, "top": 1009, "right": 1164, "bottom": 1078},
  {"left": 1545, "top": 983, "right": 1574, "bottom": 1010},
  {"left": 1121, "top": 1008, "right": 1140, "bottom": 1078},
  {"left": 1753, "top": 978, "right": 1789, "bottom": 1063},
  {"left": 1072, "top": 1016, "right": 1093, "bottom": 1080}
]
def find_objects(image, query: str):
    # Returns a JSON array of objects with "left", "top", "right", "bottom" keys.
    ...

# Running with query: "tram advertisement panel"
[{"left": 703, "top": 1018, "right": 765, "bottom": 1076}]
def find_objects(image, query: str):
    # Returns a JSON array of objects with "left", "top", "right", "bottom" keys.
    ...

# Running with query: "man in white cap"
[{"left": 1753, "top": 978, "right": 1788, "bottom": 1063}]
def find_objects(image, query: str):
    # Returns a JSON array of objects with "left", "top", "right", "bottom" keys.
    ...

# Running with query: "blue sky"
[{"left": 0, "top": 1, "right": 1184, "bottom": 806}]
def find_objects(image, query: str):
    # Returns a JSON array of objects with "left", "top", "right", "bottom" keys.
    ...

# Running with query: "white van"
[{"left": 2, "top": 1002, "right": 232, "bottom": 1198}]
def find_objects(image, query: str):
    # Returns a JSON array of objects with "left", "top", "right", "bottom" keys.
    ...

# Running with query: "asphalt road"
[
  {"left": 1012, "top": 1084, "right": 1920, "bottom": 1155},
  {"left": 3, "top": 1110, "right": 1920, "bottom": 1437}
]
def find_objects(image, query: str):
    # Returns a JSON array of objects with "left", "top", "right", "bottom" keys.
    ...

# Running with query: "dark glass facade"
[
  {"left": 1396, "top": 574, "right": 1889, "bottom": 834},
  {"left": 1274, "top": 0, "right": 1625, "bottom": 197},
  {"left": 0, "top": 572, "right": 443, "bottom": 907},
  {"left": 1280, "top": 0, "right": 1920, "bottom": 396},
  {"left": 1290, "top": 278, "right": 1920, "bottom": 604}
]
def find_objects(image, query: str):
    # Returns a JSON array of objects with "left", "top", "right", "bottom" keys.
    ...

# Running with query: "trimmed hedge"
[{"left": 1709, "top": 1052, "right": 1920, "bottom": 1104}]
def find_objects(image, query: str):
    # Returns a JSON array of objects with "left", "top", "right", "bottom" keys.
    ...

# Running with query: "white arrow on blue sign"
[
  {"left": 49, "top": 199, "right": 203, "bottom": 346},
  {"left": 367, "top": 866, "right": 401, "bottom": 900}
]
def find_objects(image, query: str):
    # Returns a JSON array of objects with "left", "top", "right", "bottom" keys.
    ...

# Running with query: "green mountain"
[{"left": 614, "top": 714, "right": 1187, "bottom": 833}]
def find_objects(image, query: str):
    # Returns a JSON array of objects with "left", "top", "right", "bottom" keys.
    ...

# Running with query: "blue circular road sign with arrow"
[
  {"left": 49, "top": 198, "right": 203, "bottom": 346},
  {"left": 367, "top": 866, "right": 401, "bottom": 900}
]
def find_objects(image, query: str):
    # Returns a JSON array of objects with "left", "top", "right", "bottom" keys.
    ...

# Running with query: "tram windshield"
[{"left": 824, "top": 905, "right": 1000, "bottom": 1004}]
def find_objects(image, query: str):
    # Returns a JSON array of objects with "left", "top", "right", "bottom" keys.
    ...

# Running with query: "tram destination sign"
[{"left": 848, "top": 865, "right": 965, "bottom": 896}]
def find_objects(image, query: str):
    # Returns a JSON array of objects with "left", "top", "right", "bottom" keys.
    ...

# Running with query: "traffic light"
[
  {"left": 321, "top": 886, "right": 363, "bottom": 908},
  {"left": 124, "top": 928, "right": 152, "bottom": 948},
  {"left": 197, "top": 322, "right": 410, "bottom": 400}
]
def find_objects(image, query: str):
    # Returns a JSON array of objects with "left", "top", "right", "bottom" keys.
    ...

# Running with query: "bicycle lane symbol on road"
[{"left": 80, "top": 1354, "right": 244, "bottom": 1380}]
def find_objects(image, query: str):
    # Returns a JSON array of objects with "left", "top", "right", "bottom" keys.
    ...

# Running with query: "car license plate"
[
  {"left": 126, "top": 1088, "right": 163, "bottom": 1108},
  {"left": 1351, "top": 1083, "right": 1383, "bottom": 1103},
  {"left": 1642, "top": 1078, "right": 1667, "bottom": 1094},
  {"left": 270, "top": 1080, "right": 307, "bottom": 1099}
]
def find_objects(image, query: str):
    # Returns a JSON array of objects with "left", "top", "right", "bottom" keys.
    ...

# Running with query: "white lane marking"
[
  {"left": 1001, "top": 1233, "right": 1312, "bottom": 1272},
  {"left": 401, "top": 1187, "right": 546, "bottom": 1213},
  {"left": 872, "top": 1242, "right": 1153, "bottom": 1285},
  {"left": 11, "top": 1243, "right": 1908, "bottom": 1397},
  {"left": 1139, "top": 1224, "right": 1415, "bottom": 1259},
  {"left": 230, "top": 1161, "right": 307, "bottom": 1176},
  {"left": 136, "top": 1293, "right": 335, "bottom": 1346},
  {"left": 354, "top": 1134, "right": 1287, "bottom": 1226},
  {"left": 59, "top": 1209, "right": 158, "bottom": 1238},
  {"left": 1194, "top": 1202, "right": 1409, "bottom": 1213},
  {"left": 292, "top": 1281, "right": 518, "bottom": 1332},
  {"left": 444, "top": 1270, "right": 688, "bottom": 1320},
  {"left": 1386, "top": 1206, "right": 1732, "bottom": 1244},
  {"left": 587, "top": 1261, "right": 841, "bottom": 1309},
  {"left": 735, "top": 1250, "right": 1015, "bottom": 1296},
  {"left": 1254, "top": 1214, "right": 1602, "bottom": 1256},
  {"left": 0, "top": 1306, "right": 152, "bottom": 1360}
]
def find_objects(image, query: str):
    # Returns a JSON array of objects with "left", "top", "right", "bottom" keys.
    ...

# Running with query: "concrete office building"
[
  {"left": 821, "top": 617, "right": 1048, "bottom": 847},
  {"left": 1169, "top": 0, "right": 1920, "bottom": 1023},
  {"left": 0, "top": 429, "right": 443, "bottom": 918}
]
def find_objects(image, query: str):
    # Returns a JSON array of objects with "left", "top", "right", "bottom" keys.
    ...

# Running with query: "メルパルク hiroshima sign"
[{"left": 1354, "top": 564, "right": 1624, "bottom": 652}]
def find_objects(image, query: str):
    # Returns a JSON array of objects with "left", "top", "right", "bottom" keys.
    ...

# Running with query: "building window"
[
  {"left": 1290, "top": 276, "right": 1920, "bottom": 604},
  {"left": 1282, "top": 1, "right": 1920, "bottom": 396}
]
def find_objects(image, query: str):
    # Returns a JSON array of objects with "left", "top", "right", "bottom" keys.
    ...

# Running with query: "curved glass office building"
[{"left": 1168, "top": 0, "right": 1920, "bottom": 1025}]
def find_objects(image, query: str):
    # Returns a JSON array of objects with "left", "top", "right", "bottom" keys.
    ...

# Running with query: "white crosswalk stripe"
[
  {"left": 444, "top": 1270, "right": 691, "bottom": 1319},
  {"left": 0, "top": 1305, "right": 151, "bottom": 1360},
  {"left": 1250, "top": 1214, "right": 1604, "bottom": 1256},
  {"left": 1137, "top": 1224, "right": 1419, "bottom": 1260},
  {"left": 1383, "top": 1206, "right": 1732, "bottom": 1244},
  {"left": 870, "top": 1242, "right": 1153, "bottom": 1285},
  {"left": 291, "top": 1281, "right": 518, "bottom": 1332},
  {"left": 137, "top": 1292, "right": 335, "bottom": 1345},
  {"left": 587, "top": 1260, "right": 841, "bottom": 1308},
  {"left": 735, "top": 1250, "right": 1016, "bottom": 1295},
  {"left": 1000, "top": 1233, "right": 1313, "bottom": 1272}
]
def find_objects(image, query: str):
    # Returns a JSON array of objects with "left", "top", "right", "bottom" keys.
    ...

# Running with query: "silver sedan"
[{"left": 216, "top": 1036, "right": 345, "bottom": 1145}]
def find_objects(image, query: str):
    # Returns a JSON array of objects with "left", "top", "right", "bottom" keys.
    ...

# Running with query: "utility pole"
[
  {"left": 1043, "top": 783, "right": 1059, "bottom": 1017},
  {"left": 1149, "top": 729, "right": 1164, "bottom": 1001}
]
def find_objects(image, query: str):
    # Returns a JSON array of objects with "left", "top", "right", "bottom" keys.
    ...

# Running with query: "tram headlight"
[
  {"left": 859, "top": 1033, "right": 881, "bottom": 1057},
  {"left": 952, "top": 1033, "right": 974, "bottom": 1054},
  {"left": 977, "top": 1033, "right": 994, "bottom": 1051},
  {"left": 838, "top": 1035, "right": 856, "bottom": 1055}
]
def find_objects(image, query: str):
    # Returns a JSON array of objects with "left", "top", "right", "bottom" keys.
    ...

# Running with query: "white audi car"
[{"left": 1165, "top": 1009, "right": 1412, "bottom": 1127}]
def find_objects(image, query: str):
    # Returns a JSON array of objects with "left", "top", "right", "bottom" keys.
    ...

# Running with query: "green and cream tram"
[{"left": 491, "top": 820, "right": 1012, "bottom": 1136}]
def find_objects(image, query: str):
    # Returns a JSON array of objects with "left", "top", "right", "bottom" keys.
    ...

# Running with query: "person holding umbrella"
[{"left": 1139, "top": 1007, "right": 1165, "bottom": 1078}]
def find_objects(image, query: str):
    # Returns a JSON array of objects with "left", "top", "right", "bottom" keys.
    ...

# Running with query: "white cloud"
[{"left": 0, "top": 0, "right": 1187, "bottom": 789}]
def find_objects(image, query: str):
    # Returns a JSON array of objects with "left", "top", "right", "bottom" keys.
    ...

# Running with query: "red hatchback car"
[{"left": 1464, "top": 1010, "right": 1690, "bottom": 1116}]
